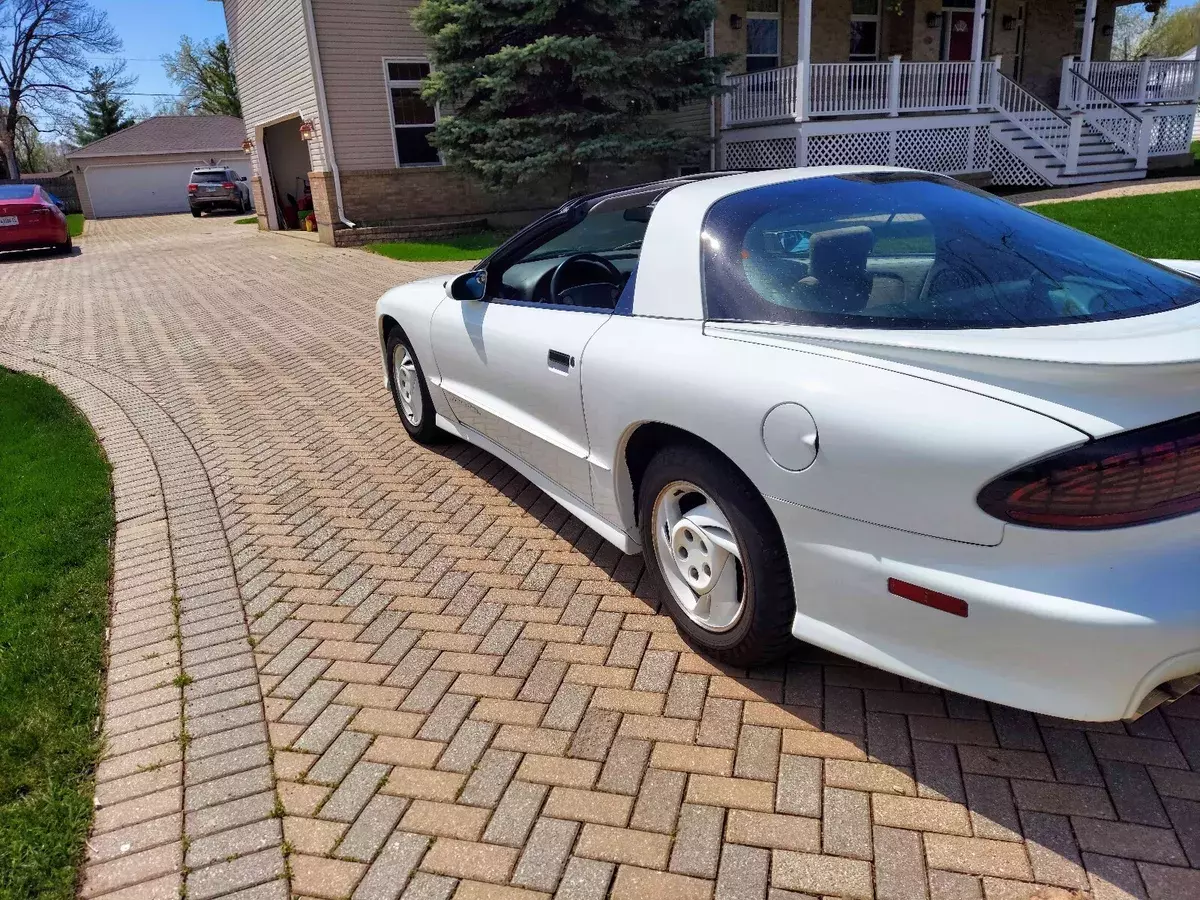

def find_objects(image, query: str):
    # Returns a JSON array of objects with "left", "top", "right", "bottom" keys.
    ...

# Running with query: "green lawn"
[
  {"left": 365, "top": 230, "right": 507, "bottom": 262},
  {"left": 1029, "top": 188, "right": 1200, "bottom": 259},
  {"left": 65, "top": 215, "right": 83, "bottom": 238},
  {"left": 0, "top": 370, "right": 112, "bottom": 900},
  {"left": 234, "top": 217, "right": 258, "bottom": 225}
]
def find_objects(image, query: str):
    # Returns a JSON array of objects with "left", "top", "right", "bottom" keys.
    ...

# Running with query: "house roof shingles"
[{"left": 68, "top": 115, "right": 246, "bottom": 160}]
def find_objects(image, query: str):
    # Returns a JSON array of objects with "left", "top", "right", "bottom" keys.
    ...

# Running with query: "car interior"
[
  {"left": 491, "top": 185, "right": 684, "bottom": 310},
  {"left": 737, "top": 210, "right": 1161, "bottom": 325}
]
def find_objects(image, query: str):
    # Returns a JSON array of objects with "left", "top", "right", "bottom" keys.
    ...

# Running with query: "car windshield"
[
  {"left": 190, "top": 171, "right": 227, "bottom": 184},
  {"left": 0, "top": 185, "right": 35, "bottom": 199},
  {"left": 702, "top": 172, "right": 1200, "bottom": 330}
]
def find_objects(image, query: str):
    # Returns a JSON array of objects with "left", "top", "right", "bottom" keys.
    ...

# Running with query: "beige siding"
[
  {"left": 311, "top": 0, "right": 428, "bottom": 171},
  {"left": 223, "top": 0, "right": 325, "bottom": 173}
]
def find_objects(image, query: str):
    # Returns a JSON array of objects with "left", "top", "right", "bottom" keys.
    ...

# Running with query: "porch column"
[
  {"left": 968, "top": 0, "right": 987, "bottom": 110},
  {"left": 1079, "top": 0, "right": 1097, "bottom": 80},
  {"left": 796, "top": 0, "right": 812, "bottom": 121}
]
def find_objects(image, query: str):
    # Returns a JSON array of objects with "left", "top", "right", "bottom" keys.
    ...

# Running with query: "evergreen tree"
[
  {"left": 73, "top": 67, "right": 135, "bottom": 147},
  {"left": 413, "top": 0, "right": 725, "bottom": 193}
]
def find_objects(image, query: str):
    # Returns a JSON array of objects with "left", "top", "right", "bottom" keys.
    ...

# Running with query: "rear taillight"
[
  {"left": 978, "top": 413, "right": 1200, "bottom": 529},
  {"left": 222, "top": 182, "right": 235, "bottom": 190},
  {"left": 188, "top": 184, "right": 199, "bottom": 193}
]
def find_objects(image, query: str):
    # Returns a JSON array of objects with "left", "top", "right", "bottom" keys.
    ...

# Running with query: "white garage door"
[{"left": 85, "top": 159, "right": 241, "bottom": 218}]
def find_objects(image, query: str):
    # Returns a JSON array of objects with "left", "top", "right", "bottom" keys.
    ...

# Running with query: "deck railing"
[
  {"left": 1064, "top": 68, "right": 1150, "bottom": 168},
  {"left": 992, "top": 71, "right": 1072, "bottom": 166},
  {"left": 724, "top": 58, "right": 997, "bottom": 126},
  {"left": 1060, "top": 58, "right": 1200, "bottom": 107}
]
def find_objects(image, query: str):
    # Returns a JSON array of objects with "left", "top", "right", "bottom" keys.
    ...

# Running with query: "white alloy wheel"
[
  {"left": 392, "top": 344, "right": 422, "bottom": 427},
  {"left": 651, "top": 480, "right": 746, "bottom": 633}
]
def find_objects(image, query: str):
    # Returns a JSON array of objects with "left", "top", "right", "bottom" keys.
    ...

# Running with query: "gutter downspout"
[{"left": 302, "top": 0, "right": 354, "bottom": 228}]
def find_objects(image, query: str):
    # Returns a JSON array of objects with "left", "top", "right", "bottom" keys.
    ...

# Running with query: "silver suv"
[{"left": 188, "top": 167, "right": 252, "bottom": 217}]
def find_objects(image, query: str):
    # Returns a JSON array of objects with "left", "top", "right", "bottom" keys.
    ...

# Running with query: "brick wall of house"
[{"left": 332, "top": 159, "right": 677, "bottom": 230}]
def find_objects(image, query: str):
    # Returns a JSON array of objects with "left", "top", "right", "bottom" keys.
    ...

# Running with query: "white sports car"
[{"left": 376, "top": 167, "right": 1200, "bottom": 722}]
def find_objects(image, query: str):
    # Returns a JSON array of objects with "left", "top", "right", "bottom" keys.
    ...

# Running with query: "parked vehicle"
[
  {"left": 375, "top": 167, "right": 1200, "bottom": 722},
  {"left": 188, "top": 167, "right": 251, "bottom": 217},
  {"left": 0, "top": 184, "right": 72, "bottom": 254}
]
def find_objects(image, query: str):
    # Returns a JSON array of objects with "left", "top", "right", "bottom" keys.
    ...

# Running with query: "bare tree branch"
[{"left": 0, "top": 0, "right": 121, "bottom": 176}]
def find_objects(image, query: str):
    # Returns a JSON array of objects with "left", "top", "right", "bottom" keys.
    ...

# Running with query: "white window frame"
[
  {"left": 382, "top": 56, "right": 442, "bottom": 169},
  {"left": 746, "top": 1, "right": 781, "bottom": 72},
  {"left": 850, "top": 0, "right": 882, "bottom": 61}
]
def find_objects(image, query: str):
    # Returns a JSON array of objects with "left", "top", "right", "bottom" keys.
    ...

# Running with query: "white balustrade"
[
  {"left": 724, "top": 60, "right": 998, "bottom": 127},
  {"left": 723, "top": 66, "right": 799, "bottom": 127},
  {"left": 1062, "top": 59, "right": 1200, "bottom": 106}
]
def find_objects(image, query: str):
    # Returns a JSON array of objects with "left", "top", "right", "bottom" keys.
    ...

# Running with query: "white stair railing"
[
  {"left": 1064, "top": 68, "right": 1149, "bottom": 168},
  {"left": 992, "top": 71, "right": 1072, "bottom": 166}
]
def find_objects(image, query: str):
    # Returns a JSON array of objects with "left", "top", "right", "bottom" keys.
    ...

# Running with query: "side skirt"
[{"left": 435, "top": 414, "right": 641, "bottom": 555}]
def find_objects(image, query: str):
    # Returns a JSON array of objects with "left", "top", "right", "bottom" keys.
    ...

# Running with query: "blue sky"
[{"left": 90, "top": 1, "right": 228, "bottom": 107}]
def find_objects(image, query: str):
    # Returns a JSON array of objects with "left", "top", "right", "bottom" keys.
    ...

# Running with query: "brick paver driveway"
[{"left": 3, "top": 215, "right": 1199, "bottom": 900}]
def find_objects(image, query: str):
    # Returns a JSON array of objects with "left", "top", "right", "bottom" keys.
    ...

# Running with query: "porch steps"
[{"left": 990, "top": 121, "right": 1146, "bottom": 187}]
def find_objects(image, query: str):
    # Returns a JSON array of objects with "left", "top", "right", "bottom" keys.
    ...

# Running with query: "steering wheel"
[{"left": 549, "top": 253, "right": 623, "bottom": 305}]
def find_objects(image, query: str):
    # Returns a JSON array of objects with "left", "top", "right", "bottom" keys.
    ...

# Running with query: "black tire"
[
  {"left": 385, "top": 327, "right": 446, "bottom": 444},
  {"left": 638, "top": 443, "right": 795, "bottom": 668},
  {"left": 56, "top": 236, "right": 72, "bottom": 255},
  {"left": 191, "top": 208, "right": 202, "bottom": 218}
]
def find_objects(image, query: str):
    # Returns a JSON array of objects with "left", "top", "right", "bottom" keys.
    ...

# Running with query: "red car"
[{"left": 0, "top": 184, "right": 72, "bottom": 254}]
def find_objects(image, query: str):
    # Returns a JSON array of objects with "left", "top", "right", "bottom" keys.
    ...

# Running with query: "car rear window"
[
  {"left": 701, "top": 172, "right": 1200, "bottom": 330},
  {"left": 0, "top": 185, "right": 36, "bottom": 199},
  {"left": 190, "top": 171, "right": 227, "bottom": 184}
]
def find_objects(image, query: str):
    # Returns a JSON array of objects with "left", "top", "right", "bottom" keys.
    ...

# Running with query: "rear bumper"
[
  {"left": 189, "top": 197, "right": 241, "bottom": 209},
  {"left": 0, "top": 223, "right": 68, "bottom": 250},
  {"left": 771, "top": 497, "right": 1200, "bottom": 721}
]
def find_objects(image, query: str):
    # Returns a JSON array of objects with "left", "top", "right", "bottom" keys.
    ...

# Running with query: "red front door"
[{"left": 945, "top": 11, "right": 975, "bottom": 61}]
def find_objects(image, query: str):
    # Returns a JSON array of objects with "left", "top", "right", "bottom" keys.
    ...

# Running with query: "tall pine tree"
[
  {"left": 73, "top": 67, "right": 135, "bottom": 147},
  {"left": 413, "top": 0, "right": 725, "bottom": 193}
]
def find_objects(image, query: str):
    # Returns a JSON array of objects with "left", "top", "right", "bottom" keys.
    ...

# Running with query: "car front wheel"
[
  {"left": 386, "top": 329, "right": 445, "bottom": 444},
  {"left": 638, "top": 444, "right": 796, "bottom": 667}
]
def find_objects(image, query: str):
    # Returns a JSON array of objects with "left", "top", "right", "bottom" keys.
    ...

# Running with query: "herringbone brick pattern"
[{"left": 3, "top": 215, "right": 1200, "bottom": 900}]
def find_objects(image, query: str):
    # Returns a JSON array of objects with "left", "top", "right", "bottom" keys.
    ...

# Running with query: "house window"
[
  {"left": 850, "top": 0, "right": 881, "bottom": 61},
  {"left": 746, "top": 0, "right": 781, "bottom": 72},
  {"left": 385, "top": 59, "right": 440, "bottom": 167}
]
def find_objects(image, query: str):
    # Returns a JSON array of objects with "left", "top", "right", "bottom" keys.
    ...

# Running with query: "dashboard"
[{"left": 498, "top": 253, "right": 639, "bottom": 304}]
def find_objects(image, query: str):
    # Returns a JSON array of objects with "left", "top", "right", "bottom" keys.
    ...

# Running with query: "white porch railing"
[
  {"left": 991, "top": 71, "right": 1071, "bottom": 166},
  {"left": 723, "top": 65, "right": 799, "bottom": 129},
  {"left": 1063, "top": 68, "right": 1150, "bottom": 169},
  {"left": 724, "top": 58, "right": 999, "bottom": 127},
  {"left": 1060, "top": 58, "right": 1200, "bottom": 107}
]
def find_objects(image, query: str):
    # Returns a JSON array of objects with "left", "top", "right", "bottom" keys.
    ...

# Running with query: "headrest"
[{"left": 808, "top": 225, "right": 875, "bottom": 281}]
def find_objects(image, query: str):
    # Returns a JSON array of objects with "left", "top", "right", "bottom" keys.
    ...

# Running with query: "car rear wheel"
[
  {"left": 191, "top": 208, "right": 202, "bottom": 218},
  {"left": 638, "top": 444, "right": 795, "bottom": 667},
  {"left": 56, "top": 236, "right": 72, "bottom": 255},
  {"left": 386, "top": 329, "right": 445, "bottom": 444}
]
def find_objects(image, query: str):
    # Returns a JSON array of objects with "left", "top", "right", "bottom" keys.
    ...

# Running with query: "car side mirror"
[
  {"left": 239, "top": 176, "right": 248, "bottom": 182},
  {"left": 448, "top": 270, "right": 487, "bottom": 302}
]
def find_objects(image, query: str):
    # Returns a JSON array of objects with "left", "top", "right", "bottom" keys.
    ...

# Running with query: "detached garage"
[{"left": 69, "top": 116, "right": 248, "bottom": 219}]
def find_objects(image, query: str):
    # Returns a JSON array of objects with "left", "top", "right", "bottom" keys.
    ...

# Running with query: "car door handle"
[{"left": 548, "top": 349, "right": 574, "bottom": 374}]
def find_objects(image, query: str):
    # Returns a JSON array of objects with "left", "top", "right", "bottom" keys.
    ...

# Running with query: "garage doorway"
[{"left": 262, "top": 118, "right": 314, "bottom": 230}]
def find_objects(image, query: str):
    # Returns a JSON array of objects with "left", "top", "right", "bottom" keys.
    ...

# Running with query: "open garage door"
[{"left": 85, "top": 159, "right": 240, "bottom": 218}]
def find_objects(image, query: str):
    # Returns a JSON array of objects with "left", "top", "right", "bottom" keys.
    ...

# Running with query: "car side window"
[{"left": 490, "top": 208, "right": 647, "bottom": 310}]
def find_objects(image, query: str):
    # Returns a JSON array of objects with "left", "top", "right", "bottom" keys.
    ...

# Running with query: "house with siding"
[{"left": 219, "top": 0, "right": 1199, "bottom": 246}]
